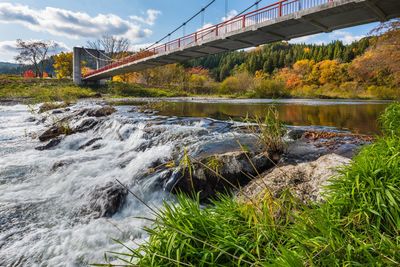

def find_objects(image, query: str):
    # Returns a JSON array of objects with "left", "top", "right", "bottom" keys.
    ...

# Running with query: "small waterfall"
[{"left": 0, "top": 102, "right": 241, "bottom": 266}]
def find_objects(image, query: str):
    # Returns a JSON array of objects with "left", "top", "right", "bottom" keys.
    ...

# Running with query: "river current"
[
  {"left": 0, "top": 99, "right": 390, "bottom": 266},
  {"left": 0, "top": 102, "right": 244, "bottom": 266}
]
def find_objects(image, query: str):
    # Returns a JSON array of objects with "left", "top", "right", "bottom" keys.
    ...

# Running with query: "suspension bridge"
[{"left": 73, "top": 0, "right": 400, "bottom": 85}]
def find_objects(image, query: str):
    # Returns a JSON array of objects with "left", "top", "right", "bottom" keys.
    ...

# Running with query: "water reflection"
[{"left": 153, "top": 102, "right": 388, "bottom": 134}]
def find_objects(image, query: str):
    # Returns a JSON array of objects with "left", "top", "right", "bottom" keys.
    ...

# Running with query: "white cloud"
[
  {"left": 290, "top": 30, "right": 365, "bottom": 45},
  {"left": 130, "top": 9, "right": 161, "bottom": 26},
  {"left": 197, "top": 23, "right": 214, "bottom": 31},
  {"left": 222, "top": 10, "right": 238, "bottom": 22},
  {"left": 0, "top": 40, "right": 70, "bottom": 62},
  {"left": 0, "top": 2, "right": 153, "bottom": 40},
  {"left": 130, "top": 42, "right": 154, "bottom": 52},
  {"left": 331, "top": 31, "right": 365, "bottom": 45}
]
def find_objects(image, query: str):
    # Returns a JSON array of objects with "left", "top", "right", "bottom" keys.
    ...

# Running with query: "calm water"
[{"left": 134, "top": 99, "right": 391, "bottom": 135}]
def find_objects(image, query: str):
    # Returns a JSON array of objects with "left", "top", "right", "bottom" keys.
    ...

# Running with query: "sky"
[{"left": 0, "top": 0, "right": 379, "bottom": 62}]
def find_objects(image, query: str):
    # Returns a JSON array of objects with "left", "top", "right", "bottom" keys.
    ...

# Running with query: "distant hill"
[{"left": 0, "top": 62, "right": 21, "bottom": 74}]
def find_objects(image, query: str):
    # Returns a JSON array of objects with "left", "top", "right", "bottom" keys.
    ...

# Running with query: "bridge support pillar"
[{"left": 73, "top": 47, "right": 82, "bottom": 85}]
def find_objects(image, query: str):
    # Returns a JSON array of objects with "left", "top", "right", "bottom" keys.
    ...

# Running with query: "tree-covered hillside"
[{"left": 184, "top": 38, "right": 370, "bottom": 81}]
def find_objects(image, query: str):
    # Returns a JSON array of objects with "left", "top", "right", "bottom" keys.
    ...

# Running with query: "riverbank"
[
  {"left": 102, "top": 102, "right": 400, "bottom": 266},
  {"left": 1, "top": 75, "right": 399, "bottom": 104}
]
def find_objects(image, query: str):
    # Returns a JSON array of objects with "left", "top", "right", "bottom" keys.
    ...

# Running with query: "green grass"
[
  {"left": 0, "top": 75, "right": 96, "bottom": 102},
  {"left": 105, "top": 82, "right": 188, "bottom": 98},
  {"left": 97, "top": 103, "right": 400, "bottom": 267}
]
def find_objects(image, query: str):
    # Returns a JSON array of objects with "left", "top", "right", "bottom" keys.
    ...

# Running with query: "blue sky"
[{"left": 0, "top": 0, "right": 379, "bottom": 62}]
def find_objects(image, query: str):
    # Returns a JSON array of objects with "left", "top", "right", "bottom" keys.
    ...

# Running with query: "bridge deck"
[{"left": 83, "top": 0, "right": 400, "bottom": 81}]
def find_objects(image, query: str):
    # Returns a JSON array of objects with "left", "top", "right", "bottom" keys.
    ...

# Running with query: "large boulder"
[
  {"left": 84, "top": 182, "right": 128, "bottom": 218},
  {"left": 240, "top": 154, "right": 350, "bottom": 203},
  {"left": 166, "top": 151, "right": 276, "bottom": 201}
]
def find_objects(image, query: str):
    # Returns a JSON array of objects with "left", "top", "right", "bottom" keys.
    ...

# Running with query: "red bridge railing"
[{"left": 83, "top": 0, "right": 333, "bottom": 78}]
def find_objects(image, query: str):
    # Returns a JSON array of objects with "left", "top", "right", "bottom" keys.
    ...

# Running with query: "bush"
[
  {"left": 107, "top": 82, "right": 178, "bottom": 97},
  {"left": 219, "top": 76, "right": 241, "bottom": 95},
  {"left": 367, "top": 85, "right": 400, "bottom": 100},
  {"left": 219, "top": 72, "right": 254, "bottom": 95},
  {"left": 253, "top": 79, "right": 286, "bottom": 98}
]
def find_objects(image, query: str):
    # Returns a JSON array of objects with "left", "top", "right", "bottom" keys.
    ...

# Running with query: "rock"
[
  {"left": 166, "top": 150, "right": 278, "bottom": 201},
  {"left": 73, "top": 118, "right": 99, "bottom": 133},
  {"left": 52, "top": 110, "right": 63, "bottom": 114},
  {"left": 239, "top": 154, "right": 350, "bottom": 203},
  {"left": 85, "top": 182, "right": 128, "bottom": 218},
  {"left": 286, "top": 129, "right": 305, "bottom": 140},
  {"left": 86, "top": 106, "right": 116, "bottom": 117},
  {"left": 78, "top": 138, "right": 102, "bottom": 150},
  {"left": 35, "top": 137, "right": 62, "bottom": 151},
  {"left": 51, "top": 159, "right": 75, "bottom": 171},
  {"left": 38, "top": 125, "right": 69, "bottom": 142},
  {"left": 25, "top": 117, "right": 36, "bottom": 123}
]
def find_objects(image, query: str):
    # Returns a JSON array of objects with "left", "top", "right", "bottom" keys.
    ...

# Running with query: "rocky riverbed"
[{"left": 0, "top": 101, "right": 372, "bottom": 266}]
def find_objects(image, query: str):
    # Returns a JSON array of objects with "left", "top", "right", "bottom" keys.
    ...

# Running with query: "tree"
[
  {"left": 15, "top": 39, "right": 58, "bottom": 78},
  {"left": 87, "top": 35, "right": 130, "bottom": 60},
  {"left": 349, "top": 20, "right": 400, "bottom": 86},
  {"left": 53, "top": 52, "right": 73, "bottom": 79}
]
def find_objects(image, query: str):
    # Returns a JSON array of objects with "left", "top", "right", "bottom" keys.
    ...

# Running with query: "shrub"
[
  {"left": 107, "top": 82, "right": 176, "bottom": 97},
  {"left": 367, "top": 85, "right": 400, "bottom": 100},
  {"left": 219, "top": 76, "right": 241, "bottom": 95},
  {"left": 253, "top": 79, "right": 286, "bottom": 98}
]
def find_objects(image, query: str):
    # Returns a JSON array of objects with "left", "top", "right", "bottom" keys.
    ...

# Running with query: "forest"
[{"left": 108, "top": 21, "right": 399, "bottom": 99}]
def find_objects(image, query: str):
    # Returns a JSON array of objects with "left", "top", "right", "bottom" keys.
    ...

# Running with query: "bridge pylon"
[{"left": 73, "top": 47, "right": 107, "bottom": 85}]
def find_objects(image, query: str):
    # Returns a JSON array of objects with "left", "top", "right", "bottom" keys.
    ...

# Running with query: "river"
[{"left": 0, "top": 99, "right": 390, "bottom": 266}]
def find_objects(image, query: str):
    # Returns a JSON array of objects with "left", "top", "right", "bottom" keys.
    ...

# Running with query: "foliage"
[
  {"left": 245, "top": 107, "right": 287, "bottom": 157},
  {"left": 380, "top": 102, "right": 400, "bottom": 136},
  {"left": 106, "top": 81, "right": 185, "bottom": 98},
  {"left": 185, "top": 39, "right": 370, "bottom": 81},
  {"left": 53, "top": 52, "right": 73, "bottom": 79},
  {"left": 219, "top": 71, "right": 254, "bottom": 95},
  {"left": 252, "top": 78, "right": 287, "bottom": 98}
]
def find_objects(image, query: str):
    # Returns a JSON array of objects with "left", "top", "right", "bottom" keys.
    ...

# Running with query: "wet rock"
[
  {"left": 35, "top": 137, "right": 62, "bottom": 151},
  {"left": 52, "top": 110, "right": 63, "bottom": 114},
  {"left": 78, "top": 138, "right": 102, "bottom": 150},
  {"left": 286, "top": 129, "right": 305, "bottom": 140},
  {"left": 73, "top": 118, "right": 99, "bottom": 133},
  {"left": 52, "top": 159, "right": 75, "bottom": 171},
  {"left": 25, "top": 117, "right": 36, "bottom": 123},
  {"left": 38, "top": 125, "right": 69, "bottom": 142},
  {"left": 86, "top": 182, "right": 128, "bottom": 218},
  {"left": 166, "top": 145, "right": 278, "bottom": 201},
  {"left": 239, "top": 154, "right": 350, "bottom": 203},
  {"left": 86, "top": 106, "right": 116, "bottom": 117}
]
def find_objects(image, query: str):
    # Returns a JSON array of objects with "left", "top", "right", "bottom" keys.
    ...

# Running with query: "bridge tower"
[{"left": 73, "top": 47, "right": 107, "bottom": 85}]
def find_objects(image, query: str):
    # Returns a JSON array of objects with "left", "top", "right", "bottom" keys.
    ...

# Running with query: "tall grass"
[{"left": 98, "top": 103, "right": 400, "bottom": 266}]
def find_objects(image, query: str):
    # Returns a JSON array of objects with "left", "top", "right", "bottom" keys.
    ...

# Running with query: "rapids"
[{"left": 0, "top": 102, "right": 242, "bottom": 266}]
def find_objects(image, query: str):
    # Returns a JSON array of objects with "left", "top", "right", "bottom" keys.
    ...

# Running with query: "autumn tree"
[
  {"left": 15, "top": 39, "right": 58, "bottom": 78},
  {"left": 349, "top": 19, "right": 400, "bottom": 86},
  {"left": 53, "top": 52, "right": 73, "bottom": 79}
]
